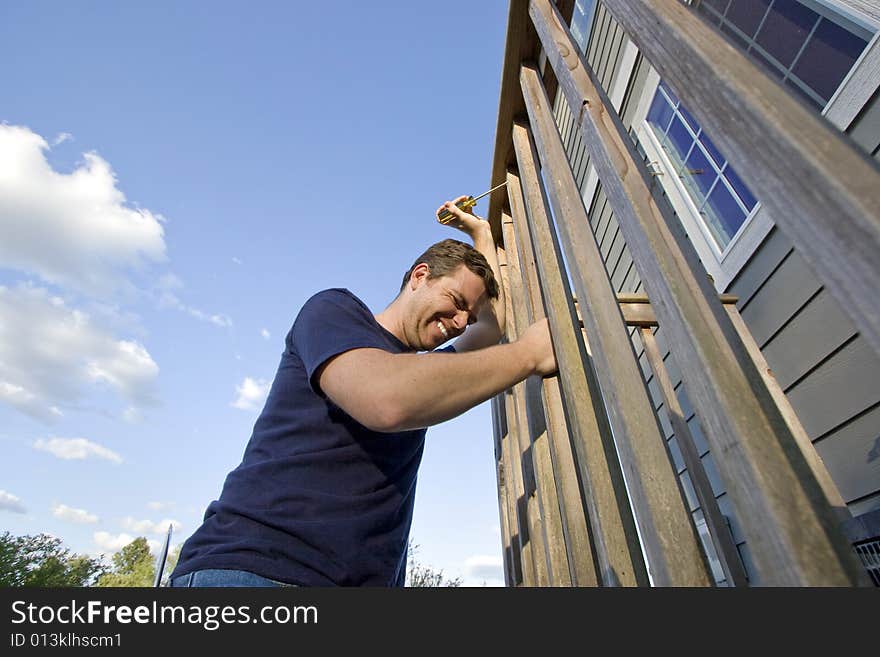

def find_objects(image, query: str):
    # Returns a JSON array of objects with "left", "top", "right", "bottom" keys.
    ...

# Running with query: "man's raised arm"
[{"left": 436, "top": 196, "right": 506, "bottom": 352}]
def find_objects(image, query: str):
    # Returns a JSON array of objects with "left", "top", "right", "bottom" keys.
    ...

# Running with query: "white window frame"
[{"left": 627, "top": 2, "right": 880, "bottom": 291}]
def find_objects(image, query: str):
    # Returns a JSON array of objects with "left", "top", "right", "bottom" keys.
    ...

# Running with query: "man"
[{"left": 170, "top": 197, "right": 557, "bottom": 586}]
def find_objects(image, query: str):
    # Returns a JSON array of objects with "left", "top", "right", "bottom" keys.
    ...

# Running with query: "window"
[
  {"left": 646, "top": 82, "right": 758, "bottom": 252},
  {"left": 697, "top": 0, "right": 870, "bottom": 109},
  {"left": 570, "top": 0, "right": 597, "bottom": 54},
  {"left": 634, "top": 1, "right": 873, "bottom": 286}
]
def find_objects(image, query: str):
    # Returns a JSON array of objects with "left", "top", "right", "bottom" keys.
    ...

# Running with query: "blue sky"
[{"left": 0, "top": 1, "right": 510, "bottom": 585}]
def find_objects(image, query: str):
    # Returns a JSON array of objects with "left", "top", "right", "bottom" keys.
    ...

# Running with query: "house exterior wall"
[{"left": 550, "top": 0, "right": 880, "bottom": 584}]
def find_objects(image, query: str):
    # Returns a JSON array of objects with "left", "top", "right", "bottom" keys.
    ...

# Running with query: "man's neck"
[{"left": 375, "top": 297, "right": 409, "bottom": 348}]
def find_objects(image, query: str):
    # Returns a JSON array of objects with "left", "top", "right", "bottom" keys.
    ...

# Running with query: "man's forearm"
[
  {"left": 382, "top": 340, "right": 532, "bottom": 430},
  {"left": 322, "top": 339, "right": 536, "bottom": 432},
  {"left": 470, "top": 223, "right": 506, "bottom": 333}
]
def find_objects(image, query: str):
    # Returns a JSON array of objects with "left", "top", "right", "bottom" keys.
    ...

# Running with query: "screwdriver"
[{"left": 436, "top": 181, "right": 508, "bottom": 225}]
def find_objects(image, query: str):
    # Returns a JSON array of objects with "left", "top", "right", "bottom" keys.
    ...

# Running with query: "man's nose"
[{"left": 452, "top": 311, "right": 468, "bottom": 330}]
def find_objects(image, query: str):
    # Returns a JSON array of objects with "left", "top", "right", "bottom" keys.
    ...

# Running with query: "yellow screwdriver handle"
[{"left": 437, "top": 196, "right": 476, "bottom": 225}]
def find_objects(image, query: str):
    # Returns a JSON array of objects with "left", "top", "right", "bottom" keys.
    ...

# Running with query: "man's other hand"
[{"left": 518, "top": 317, "right": 558, "bottom": 377}]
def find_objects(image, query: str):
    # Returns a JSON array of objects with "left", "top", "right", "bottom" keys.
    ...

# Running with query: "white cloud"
[
  {"left": 52, "top": 132, "right": 73, "bottom": 147},
  {"left": 34, "top": 437, "right": 123, "bottom": 464},
  {"left": 147, "top": 501, "right": 175, "bottom": 512},
  {"left": 231, "top": 257, "right": 243, "bottom": 265},
  {"left": 0, "top": 124, "right": 167, "bottom": 297},
  {"left": 154, "top": 274, "right": 231, "bottom": 327},
  {"left": 464, "top": 554, "right": 504, "bottom": 582},
  {"left": 0, "top": 284, "right": 159, "bottom": 420},
  {"left": 260, "top": 328, "right": 270, "bottom": 340},
  {"left": 158, "top": 290, "right": 232, "bottom": 327},
  {"left": 121, "top": 516, "right": 181, "bottom": 535},
  {"left": 52, "top": 503, "right": 98, "bottom": 524},
  {"left": 231, "top": 377, "right": 270, "bottom": 411},
  {"left": 0, "top": 381, "right": 63, "bottom": 422},
  {"left": 0, "top": 489, "right": 26, "bottom": 513},
  {"left": 94, "top": 531, "right": 160, "bottom": 555}
]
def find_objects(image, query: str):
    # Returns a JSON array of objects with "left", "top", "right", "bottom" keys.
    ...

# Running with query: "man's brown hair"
[{"left": 399, "top": 239, "right": 499, "bottom": 300}]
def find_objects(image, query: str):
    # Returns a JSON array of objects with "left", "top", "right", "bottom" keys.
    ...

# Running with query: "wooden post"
[
  {"left": 519, "top": 64, "right": 712, "bottom": 586},
  {"left": 512, "top": 123, "right": 649, "bottom": 586},
  {"left": 529, "top": 0, "right": 868, "bottom": 585},
  {"left": 502, "top": 195, "right": 599, "bottom": 586}
]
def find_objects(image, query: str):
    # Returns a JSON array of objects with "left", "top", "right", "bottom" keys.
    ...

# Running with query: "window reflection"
[{"left": 697, "top": 0, "right": 870, "bottom": 109}]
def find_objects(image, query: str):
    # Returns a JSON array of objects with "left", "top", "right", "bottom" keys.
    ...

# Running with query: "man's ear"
[{"left": 409, "top": 263, "right": 430, "bottom": 290}]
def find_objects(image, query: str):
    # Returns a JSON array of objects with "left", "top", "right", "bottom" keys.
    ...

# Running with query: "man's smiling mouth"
[{"left": 437, "top": 321, "right": 448, "bottom": 340}]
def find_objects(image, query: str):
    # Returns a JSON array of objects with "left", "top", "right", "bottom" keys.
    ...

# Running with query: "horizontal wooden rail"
[
  {"left": 529, "top": 0, "right": 868, "bottom": 585},
  {"left": 618, "top": 294, "right": 737, "bottom": 327}
]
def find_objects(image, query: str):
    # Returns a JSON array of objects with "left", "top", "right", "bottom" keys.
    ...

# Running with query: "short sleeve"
[{"left": 291, "top": 289, "right": 395, "bottom": 395}]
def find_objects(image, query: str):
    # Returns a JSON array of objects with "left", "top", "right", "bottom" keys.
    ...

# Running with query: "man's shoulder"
[
  {"left": 301, "top": 288, "right": 371, "bottom": 316},
  {"left": 294, "top": 289, "right": 380, "bottom": 338}
]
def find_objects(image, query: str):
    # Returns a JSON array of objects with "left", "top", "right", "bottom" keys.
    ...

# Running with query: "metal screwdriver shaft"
[{"left": 437, "top": 181, "right": 508, "bottom": 224}]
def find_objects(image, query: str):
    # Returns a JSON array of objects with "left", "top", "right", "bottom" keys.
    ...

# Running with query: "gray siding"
[{"left": 848, "top": 85, "right": 880, "bottom": 160}]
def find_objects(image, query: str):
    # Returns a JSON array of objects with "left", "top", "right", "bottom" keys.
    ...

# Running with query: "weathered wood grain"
[
  {"left": 640, "top": 327, "right": 749, "bottom": 586},
  {"left": 520, "top": 62, "right": 712, "bottom": 586},
  {"left": 513, "top": 121, "right": 650, "bottom": 586},
  {"left": 501, "top": 213, "right": 571, "bottom": 585},
  {"left": 505, "top": 173, "right": 600, "bottom": 586}
]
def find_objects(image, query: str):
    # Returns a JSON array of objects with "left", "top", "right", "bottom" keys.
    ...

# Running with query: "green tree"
[
  {"left": 0, "top": 532, "right": 105, "bottom": 587},
  {"left": 405, "top": 541, "right": 462, "bottom": 587},
  {"left": 95, "top": 537, "right": 155, "bottom": 587}
]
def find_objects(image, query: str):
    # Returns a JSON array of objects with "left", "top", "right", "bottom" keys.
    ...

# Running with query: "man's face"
[{"left": 404, "top": 264, "right": 488, "bottom": 351}]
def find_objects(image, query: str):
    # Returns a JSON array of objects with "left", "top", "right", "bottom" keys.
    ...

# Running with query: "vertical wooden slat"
[
  {"left": 490, "top": 394, "right": 517, "bottom": 587},
  {"left": 511, "top": 122, "right": 649, "bottom": 586},
  {"left": 510, "top": 381, "right": 553, "bottom": 586},
  {"left": 598, "top": 0, "right": 880, "bottom": 359},
  {"left": 492, "top": 244, "right": 519, "bottom": 586},
  {"left": 501, "top": 214, "right": 571, "bottom": 585},
  {"left": 639, "top": 327, "right": 750, "bottom": 587},
  {"left": 497, "top": 258, "right": 542, "bottom": 586},
  {"left": 519, "top": 64, "right": 712, "bottom": 586},
  {"left": 502, "top": 201, "right": 599, "bottom": 586},
  {"left": 529, "top": 0, "right": 868, "bottom": 585}
]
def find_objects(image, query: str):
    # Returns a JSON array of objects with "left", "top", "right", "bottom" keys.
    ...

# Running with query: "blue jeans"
[{"left": 170, "top": 569, "right": 297, "bottom": 587}]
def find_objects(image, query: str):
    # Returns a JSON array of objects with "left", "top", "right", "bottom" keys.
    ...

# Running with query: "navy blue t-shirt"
[{"left": 172, "top": 289, "right": 444, "bottom": 586}]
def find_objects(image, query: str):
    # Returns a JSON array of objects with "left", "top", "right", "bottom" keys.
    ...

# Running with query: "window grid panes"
[
  {"left": 697, "top": 0, "right": 870, "bottom": 109},
  {"left": 646, "top": 83, "right": 758, "bottom": 251}
]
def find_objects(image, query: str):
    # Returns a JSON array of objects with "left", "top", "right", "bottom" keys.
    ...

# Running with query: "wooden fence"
[{"left": 488, "top": 0, "right": 879, "bottom": 586}]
